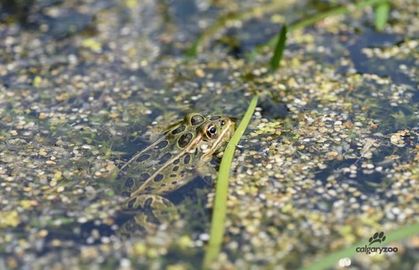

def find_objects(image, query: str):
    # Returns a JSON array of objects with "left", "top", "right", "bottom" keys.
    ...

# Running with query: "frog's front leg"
[
  {"left": 196, "top": 159, "right": 219, "bottom": 185},
  {"left": 119, "top": 194, "right": 179, "bottom": 236}
]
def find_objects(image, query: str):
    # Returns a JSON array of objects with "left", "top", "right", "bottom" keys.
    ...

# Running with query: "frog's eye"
[{"left": 206, "top": 124, "right": 217, "bottom": 139}]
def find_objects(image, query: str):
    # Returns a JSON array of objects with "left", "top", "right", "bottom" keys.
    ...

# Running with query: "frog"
[{"left": 116, "top": 112, "right": 235, "bottom": 234}]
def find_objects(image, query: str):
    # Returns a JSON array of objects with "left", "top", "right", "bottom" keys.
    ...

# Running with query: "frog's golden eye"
[{"left": 206, "top": 124, "right": 217, "bottom": 139}]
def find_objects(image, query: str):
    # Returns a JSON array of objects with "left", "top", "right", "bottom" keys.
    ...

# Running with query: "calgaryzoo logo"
[{"left": 355, "top": 232, "right": 398, "bottom": 254}]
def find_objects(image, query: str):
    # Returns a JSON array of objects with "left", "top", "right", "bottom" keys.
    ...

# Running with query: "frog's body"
[{"left": 116, "top": 112, "right": 235, "bottom": 233}]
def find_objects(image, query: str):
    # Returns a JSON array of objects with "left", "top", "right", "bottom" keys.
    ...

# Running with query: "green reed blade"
[
  {"left": 375, "top": 1, "right": 390, "bottom": 31},
  {"left": 202, "top": 95, "right": 258, "bottom": 269},
  {"left": 270, "top": 25, "right": 287, "bottom": 71}
]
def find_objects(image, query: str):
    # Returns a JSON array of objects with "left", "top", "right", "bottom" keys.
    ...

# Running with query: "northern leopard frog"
[{"left": 116, "top": 112, "right": 235, "bottom": 233}]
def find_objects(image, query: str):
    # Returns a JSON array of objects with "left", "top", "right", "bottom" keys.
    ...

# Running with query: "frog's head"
[{"left": 198, "top": 114, "right": 235, "bottom": 157}]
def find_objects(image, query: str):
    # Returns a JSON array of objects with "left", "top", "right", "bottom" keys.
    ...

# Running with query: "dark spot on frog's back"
[
  {"left": 127, "top": 198, "right": 136, "bottom": 209},
  {"left": 159, "top": 153, "right": 172, "bottom": 164},
  {"left": 183, "top": 154, "right": 191, "bottom": 164},
  {"left": 154, "top": 174, "right": 164, "bottom": 182},
  {"left": 124, "top": 178, "right": 134, "bottom": 188},
  {"left": 171, "top": 125, "right": 185, "bottom": 135},
  {"left": 155, "top": 140, "right": 169, "bottom": 149},
  {"left": 138, "top": 153, "right": 151, "bottom": 162},
  {"left": 178, "top": 133, "right": 193, "bottom": 148},
  {"left": 140, "top": 173, "right": 150, "bottom": 181},
  {"left": 191, "top": 114, "right": 204, "bottom": 125}
]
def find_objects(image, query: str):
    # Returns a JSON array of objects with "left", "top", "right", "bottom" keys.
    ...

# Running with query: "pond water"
[{"left": 0, "top": 0, "right": 417, "bottom": 269}]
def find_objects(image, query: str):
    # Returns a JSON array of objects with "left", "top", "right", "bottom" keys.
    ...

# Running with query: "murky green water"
[{"left": 0, "top": 0, "right": 417, "bottom": 269}]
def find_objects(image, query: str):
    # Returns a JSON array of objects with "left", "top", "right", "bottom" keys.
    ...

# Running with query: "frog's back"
[{"left": 116, "top": 113, "right": 207, "bottom": 196}]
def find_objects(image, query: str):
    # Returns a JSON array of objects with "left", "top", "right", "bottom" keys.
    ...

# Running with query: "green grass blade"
[
  {"left": 270, "top": 25, "right": 287, "bottom": 71},
  {"left": 288, "top": 0, "right": 388, "bottom": 32},
  {"left": 202, "top": 95, "right": 259, "bottom": 269},
  {"left": 250, "top": 0, "right": 389, "bottom": 57},
  {"left": 185, "top": 40, "right": 199, "bottom": 57},
  {"left": 300, "top": 222, "right": 419, "bottom": 270},
  {"left": 375, "top": 1, "right": 390, "bottom": 31}
]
